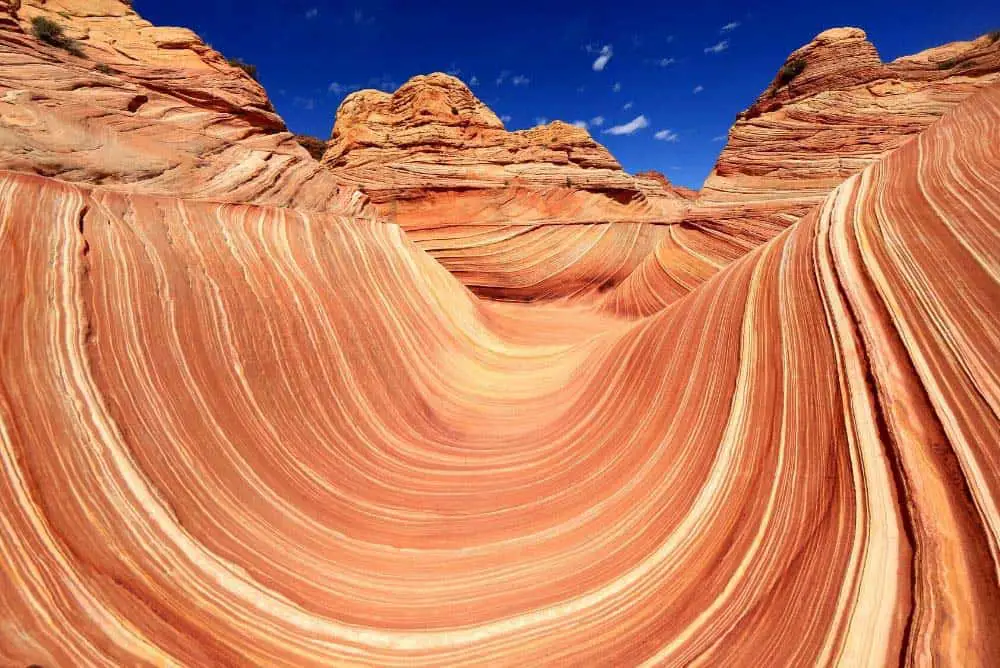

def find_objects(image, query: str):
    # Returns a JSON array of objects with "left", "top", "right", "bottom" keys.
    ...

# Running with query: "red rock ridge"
[
  {"left": 322, "top": 72, "right": 691, "bottom": 300},
  {"left": 0, "top": 0, "right": 365, "bottom": 213},
  {"left": 601, "top": 27, "right": 1000, "bottom": 317}
]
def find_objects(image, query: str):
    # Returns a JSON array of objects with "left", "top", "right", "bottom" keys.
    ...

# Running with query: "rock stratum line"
[{"left": 1, "top": 52, "right": 999, "bottom": 666}]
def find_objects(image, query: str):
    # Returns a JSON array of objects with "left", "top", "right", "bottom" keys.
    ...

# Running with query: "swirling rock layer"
[
  {"left": 323, "top": 73, "right": 691, "bottom": 299},
  {"left": 603, "top": 28, "right": 1000, "bottom": 316},
  {"left": 2, "top": 61, "right": 999, "bottom": 667},
  {"left": 0, "top": 0, "right": 365, "bottom": 213}
]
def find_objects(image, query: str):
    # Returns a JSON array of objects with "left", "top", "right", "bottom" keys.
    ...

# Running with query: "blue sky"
[{"left": 135, "top": 0, "right": 999, "bottom": 189}]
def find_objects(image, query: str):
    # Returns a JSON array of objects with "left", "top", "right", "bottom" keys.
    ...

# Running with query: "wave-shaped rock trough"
[{"left": 2, "top": 65, "right": 999, "bottom": 666}]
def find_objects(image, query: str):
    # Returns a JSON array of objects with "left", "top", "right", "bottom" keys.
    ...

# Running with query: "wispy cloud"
[
  {"left": 576, "top": 85, "right": 586, "bottom": 93},
  {"left": 305, "top": 7, "right": 318, "bottom": 19},
  {"left": 604, "top": 115, "right": 649, "bottom": 136},
  {"left": 367, "top": 75, "right": 398, "bottom": 92},
  {"left": 712, "top": 135, "right": 727, "bottom": 141},
  {"left": 293, "top": 96, "right": 316, "bottom": 111},
  {"left": 470, "top": 75, "right": 480, "bottom": 87},
  {"left": 623, "top": 101, "right": 633, "bottom": 110},
  {"left": 571, "top": 120, "right": 589, "bottom": 129},
  {"left": 721, "top": 21, "right": 741, "bottom": 32},
  {"left": 590, "top": 115, "right": 605, "bottom": 127},
  {"left": 592, "top": 45, "right": 613, "bottom": 71},
  {"left": 496, "top": 70, "right": 510, "bottom": 86},
  {"left": 353, "top": 9, "right": 374, "bottom": 25},
  {"left": 328, "top": 82, "right": 360, "bottom": 95},
  {"left": 534, "top": 116, "right": 549, "bottom": 126},
  {"left": 511, "top": 75, "right": 530, "bottom": 86},
  {"left": 657, "top": 57, "right": 676, "bottom": 67},
  {"left": 500, "top": 114, "right": 512, "bottom": 123},
  {"left": 693, "top": 85, "right": 704, "bottom": 94},
  {"left": 654, "top": 129, "right": 679, "bottom": 142},
  {"left": 704, "top": 40, "right": 729, "bottom": 54},
  {"left": 612, "top": 82, "right": 622, "bottom": 93}
]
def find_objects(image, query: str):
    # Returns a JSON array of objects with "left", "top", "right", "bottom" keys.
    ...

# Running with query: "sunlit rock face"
[
  {"left": 600, "top": 27, "right": 1000, "bottom": 317},
  {"left": 323, "top": 72, "right": 693, "bottom": 300},
  {"left": 1, "top": 2, "right": 1000, "bottom": 665},
  {"left": 0, "top": 0, "right": 366, "bottom": 213}
]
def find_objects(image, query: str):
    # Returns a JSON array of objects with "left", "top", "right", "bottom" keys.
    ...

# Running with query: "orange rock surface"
[
  {"left": 0, "top": 0, "right": 365, "bottom": 213},
  {"left": 324, "top": 72, "right": 691, "bottom": 299},
  {"left": 601, "top": 27, "right": 1000, "bottom": 316},
  {"left": 1, "top": 3, "right": 1000, "bottom": 665}
]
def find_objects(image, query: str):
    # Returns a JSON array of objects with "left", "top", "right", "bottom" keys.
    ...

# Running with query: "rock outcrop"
[
  {"left": 0, "top": 0, "right": 365, "bottom": 213},
  {"left": 2, "top": 79, "right": 999, "bottom": 668},
  {"left": 601, "top": 27, "right": 1000, "bottom": 316},
  {"left": 323, "top": 73, "right": 691, "bottom": 299},
  {"left": 1, "top": 2, "right": 1000, "bottom": 664}
]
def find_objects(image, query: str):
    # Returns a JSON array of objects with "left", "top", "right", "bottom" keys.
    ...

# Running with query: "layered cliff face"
[
  {"left": 323, "top": 73, "right": 691, "bottom": 299},
  {"left": 600, "top": 27, "right": 1000, "bottom": 317},
  {"left": 2, "top": 78, "right": 999, "bottom": 668},
  {"left": 0, "top": 0, "right": 365, "bottom": 212}
]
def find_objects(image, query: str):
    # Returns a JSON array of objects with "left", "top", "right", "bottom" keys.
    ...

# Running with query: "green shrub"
[
  {"left": 31, "top": 16, "right": 85, "bottom": 57},
  {"left": 774, "top": 58, "right": 807, "bottom": 88},
  {"left": 937, "top": 57, "right": 960, "bottom": 70},
  {"left": 95, "top": 63, "right": 115, "bottom": 75},
  {"left": 294, "top": 134, "right": 327, "bottom": 160},
  {"left": 226, "top": 57, "right": 259, "bottom": 81}
]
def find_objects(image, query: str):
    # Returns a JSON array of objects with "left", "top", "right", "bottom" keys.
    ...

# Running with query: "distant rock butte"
[
  {"left": 323, "top": 72, "right": 692, "bottom": 300},
  {"left": 603, "top": 27, "right": 1000, "bottom": 316}
]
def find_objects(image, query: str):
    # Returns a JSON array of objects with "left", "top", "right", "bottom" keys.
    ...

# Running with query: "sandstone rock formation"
[
  {"left": 601, "top": 27, "right": 1000, "bottom": 316},
  {"left": 0, "top": 0, "right": 365, "bottom": 213},
  {"left": 1, "top": 2, "right": 1000, "bottom": 665},
  {"left": 323, "top": 73, "right": 691, "bottom": 299},
  {"left": 2, "top": 81, "right": 999, "bottom": 666}
]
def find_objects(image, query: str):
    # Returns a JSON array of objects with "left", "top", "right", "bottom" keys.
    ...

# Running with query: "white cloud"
[
  {"left": 623, "top": 101, "right": 633, "bottom": 110},
  {"left": 534, "top": 116, "right": 549, "bottom": 126},
  {"left": 293, "top": 96, "right": 316, "bottom": 111},
  {"left": 612, "top": 82, "right": 622, "bottom": 93},
  {"left": 305, "top": 7, "right": 318, "bottom": 19},
  {"left": 328, "top": 82, "right": 360, "bottom": 95},
  {"left": 571, "top": 120, "right": 589, "bottom": 129},
  {"left": 603, "top": 115, "right": 648, "bottom": 136},
  {"left": 592, "top": 45, "right": 613, "bottom": 71},
  {"left": 693, "top": 85, "right": 704, "bottom": 94},
  {"left": 500, "top": 114, "right": 512, "bottom": 123},
  {"left": 470, "top": 75, "right": 480, "bottom": 87},
  {"left": 705, "top": 40, "right": 729, "bottom": 54},
  {"left": 657, "top": 57, "right": 676, "bottom": 67},
  {"left": 590, "top": 115, "right": 605, "bottom": 126},
  {"left": 511, "top": 75, "right": 530, "bottom": 86},
  {"left": 721, "top": 21, "right": 741, "bottom": 32},
  {"left": 654, "top": 129, "right": 679, "bottom": 142},
  {"left": 712, "top": 135, "right": 727, "bottom": 141},
  {"left": 496, "top": 70, "right": 510, "bottom": 86}
]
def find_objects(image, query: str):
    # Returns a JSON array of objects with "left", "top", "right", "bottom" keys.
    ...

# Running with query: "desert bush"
[
  {"left": 937, "top": 57, "right": 960, "bottom": 70},
  {"left": 775, "top": 58, "right": 807, "bottom": 88},
  {"left": 226, "top": 57, "right": 259, "bottom": 81},
  {"left": 987, "top": 30, "right": 1000, "bottom": 44},
  {"left": 294, "top": 134, "right": 328, "bottom": 160},
  {"left": 31, "top": 16, "right": 85, "bottom": 57},
  {"left": 95, "top": 63, "right": 115, "bottom": 75}
]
